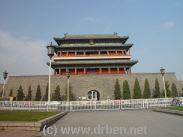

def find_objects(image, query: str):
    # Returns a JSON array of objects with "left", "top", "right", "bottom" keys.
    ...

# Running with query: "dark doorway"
[{"left": 88, "top": 90, "right": 100, "bottom": 100}]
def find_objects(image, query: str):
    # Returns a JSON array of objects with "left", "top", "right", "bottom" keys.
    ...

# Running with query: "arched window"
[{"left": 88, "top": 90, "right": 100, "bottom": 100}]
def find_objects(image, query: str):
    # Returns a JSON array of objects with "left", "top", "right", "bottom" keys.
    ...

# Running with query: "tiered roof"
[
  {"left": 54, "top": 33, "right": 129, "bottom": 45},
  {"left": 49, "top": 33, "right": 138, "bottom": 68}
]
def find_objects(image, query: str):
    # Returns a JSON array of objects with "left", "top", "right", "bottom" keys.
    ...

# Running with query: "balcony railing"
[{"left": 55, "top": 53, "right": 130, "bottom": 57}]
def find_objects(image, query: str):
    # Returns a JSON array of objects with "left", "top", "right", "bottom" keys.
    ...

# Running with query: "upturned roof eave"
[
  {"left": 53, "top": 43, "right": 133, "bottom": 49},
  {"left": 54, "top": 35, "right": 129, "bottom": 40},
  {"left": 47, "top": 60, "right": 138, "bottom": 67},
  {"left": 53, "top": 35, "right": 129, "bottom": 45}
]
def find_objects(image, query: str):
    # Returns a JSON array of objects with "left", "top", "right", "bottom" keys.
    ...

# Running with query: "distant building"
[{"left": 51, "top": 33, "right": 138, "bottom": 75}]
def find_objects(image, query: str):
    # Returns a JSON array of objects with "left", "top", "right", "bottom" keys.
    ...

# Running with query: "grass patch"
[
  {"left": 0, "top": 111, "right": 58, "bottom": 121},
  {"left": 168, "top": 106, "right": 183, "bottom": 111}
]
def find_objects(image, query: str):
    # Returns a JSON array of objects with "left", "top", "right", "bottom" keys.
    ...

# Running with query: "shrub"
[
  {"left": 114, "top": 79, "right": 121, "bottom": 100},
  {"left": 171, "top": 83, "right": 178, "bottom": 97},
  {"left": 152, "top": 79, "right": 161, "bottom": 98},
  {"left": 16, "top": 85, "right": 25, "bottom": 101},
  {"left": 133, "top": 78, "right": 142, "bottom": 99},
  {"left": 43, "top": 83, "right": 48, "bottom": 101},
  {"left": 54, "top": 85, "right": 61, "bottom": 101},
  {"left": 123, "top": 80, "right": 131, "bottom": 99},
  {"left": 9, "top": 89, "right": 13, "bottom": 96},
  {"left": 143, "top": 79, "right": 151, "bottom": 98},
  {"left": 35, "top": 85, "right": 42, "bottom": 101}
]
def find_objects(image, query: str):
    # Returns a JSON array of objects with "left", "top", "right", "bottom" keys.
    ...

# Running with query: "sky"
[{"left": 0, "top": 0, "right": 183, "bottom": 82}]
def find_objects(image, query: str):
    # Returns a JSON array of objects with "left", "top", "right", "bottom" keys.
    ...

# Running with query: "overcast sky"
[{"left": 0, "top": 0, "right": 183, "bottom": 82}]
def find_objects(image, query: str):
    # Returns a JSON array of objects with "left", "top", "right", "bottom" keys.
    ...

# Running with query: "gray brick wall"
[
  {"left": 177, "top": 81, "right": 183, "bottom": 96},
  {"left": 3, "top": 73, "right": 182, "bottom": 100},
  {"left": 0, "top": 84, "right": 3, "bottom": 95}
]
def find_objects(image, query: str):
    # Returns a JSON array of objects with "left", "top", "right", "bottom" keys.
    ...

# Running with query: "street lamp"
[
  {"left": 2, "top": 70, "right": 8, "bottom": 98},
  {"left": 47, "top": 42, "right": 54, "bottom": 104},
  {"left": 66, "top": 71, "right": 70, "bottom": 102},
  {"left": 160, "top": 67, "right": 167, "bottom": 98}
]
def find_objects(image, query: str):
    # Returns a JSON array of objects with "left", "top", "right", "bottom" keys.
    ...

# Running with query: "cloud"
[
  {"left": 162, "top": 21, "right": 175, "bottom": 30},
  {"left": 0, "top": 30, "right": 48, "bottom": 77},
  {"left": 81, "top": 17, "right": 99, "bottom": 23}
]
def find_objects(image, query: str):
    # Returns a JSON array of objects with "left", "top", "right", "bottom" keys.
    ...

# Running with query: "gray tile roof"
[
  {"left": 50, "top": 59, "right": 138, "bottom": 66},
  {"left": 53, "top": 34, "right": 129, "bottom": 45},
  {"left": 55, "top": 34, "right": 128, "bottom": 40},
  {"left": 53, "top": 43, "right": 133, "bottom": 49}
]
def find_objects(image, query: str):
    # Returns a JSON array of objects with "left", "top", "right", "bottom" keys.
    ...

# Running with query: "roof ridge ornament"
[
  {"left": 64, "top": 33, "right": 68, "bottom": 37},
  {"left": 113, "top": 32, "right": 118, "bottom": 36}
]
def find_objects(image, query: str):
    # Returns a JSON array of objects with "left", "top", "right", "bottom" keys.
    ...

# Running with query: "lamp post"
[
  {"left": 2, "top": 70, "right": 8, "bottom": 98},
  {"left": 160, "top": 67, "right": 167, "bottom": 98},
  {"left": 47, "top": 43, "right": 54, "bottom": 104},
  {"left": 66, "top": 71, "right": 70, "bottom": 102}
]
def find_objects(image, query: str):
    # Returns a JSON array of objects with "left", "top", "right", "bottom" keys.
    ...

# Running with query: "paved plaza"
[
  {"left": 41, "top": 110, "right": 183, "bottom": 137},
  {"left": 0, "top": 130, "right": 38, "bottom": 137}
]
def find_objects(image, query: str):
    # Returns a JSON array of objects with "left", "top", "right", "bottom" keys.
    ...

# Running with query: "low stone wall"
[
  {"left": 0, "top": 112, "right": 68, "bottom": 131},
  {"left": 39, "top": 111, "right": 68, "bottom": 131},
  {"left": 152, "top": 108, "right": 183, "bottom": 116},
  {"left": 3, "top": 73, "right": 182, "bottom": 100}
]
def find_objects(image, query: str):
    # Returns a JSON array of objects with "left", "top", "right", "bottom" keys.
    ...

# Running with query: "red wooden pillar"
[
  {"left": 75, "top": 68, "right": 77, "bottom": 75},
  {"left": 107, "top": 51, "right": 109, "bottom": 55},
  {"left": 99, "top": 68, "right": 102, "bottom": 74},
  {"left": 115, "top": 50, "right": 117, "bottom": 55},
  {"left": 84, "top": 68, "right": 86, "bottom": 74},
  {"left": 59, "top": 68, "right": 61, "bottom": 75},
  {"left": 117, "top": 67, "right": 119, "bottom": 74},
  {"left": 108, "top": 67, "right": 111, "bottom": 74},
  {"left": 124, "top": 67, "right": 127, "bottom": 74}
]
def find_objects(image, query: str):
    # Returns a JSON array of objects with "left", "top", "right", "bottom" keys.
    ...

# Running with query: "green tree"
[
  {"left": 16, "top": 85, "right": 25, "bottom": 101},
  {"left": 143, "top": 79, "right": 151, "bottom": 98},
  {"left": 0, "top": 90, "right": 2, "bottom": 96},
  {"left": 51, "top": 93, "right": 55, "bottom": 101},
  {"left": 133, "top": 78, "right": 142, "bottom": 99},
  {"left": 43, "top": 83, "right": 48, "bottom": 101},
  {"left": 25, "top": 85, "right": 32, "bottom": 101},
  {"left": 65, "top": 84, "right": 76, "bottom": 101},
  {"left": 171, "top": 83, "right": 178, "bottom": 97},
  {"left": 114, "top": 79, "right": 121, "bottom": 100},
  {"left": 164, "top": 81, "right": 171, "bottom": 97},
  {"left": 152, "top": 79, "right": 161, "bottom": 98},
  {"left": 122, "top": 80, "right": 131, "bottom": 99},
  {"left": 35, "top": 85, "right": 42, "bottom": 101},
  {"left": 54, "top": 85, "right": 61, "bottom": 101},
  {"left": 9, "top": 89, "right": 13, "bottom": 96}
]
